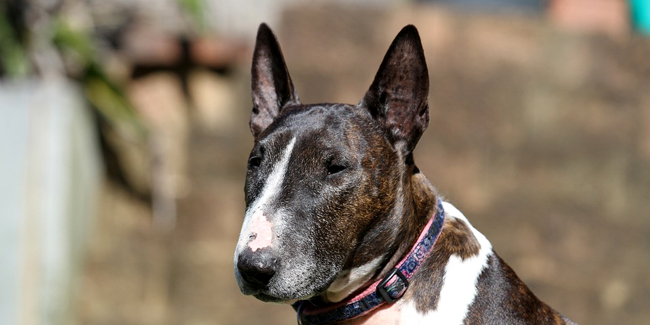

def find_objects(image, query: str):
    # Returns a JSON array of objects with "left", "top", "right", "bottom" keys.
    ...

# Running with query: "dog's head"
[{"left": 234, "top": 24, "right": 430, "bottom": 303}]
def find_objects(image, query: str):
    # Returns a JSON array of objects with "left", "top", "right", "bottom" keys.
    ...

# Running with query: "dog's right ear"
[
  {"left": 250, "top": 23, "right": 300, "bottom": 139},
  {"left": 359, "top": 25, "right": 429, "bottom": 158}
]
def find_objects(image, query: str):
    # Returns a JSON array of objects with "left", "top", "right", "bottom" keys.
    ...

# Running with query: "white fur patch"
[
  {"left": 324, "top": 257, "right": 384, "bottom": 303},
  {"left": 400, "top": 202, "right": 493, "bottom": 325},
  {"left": 235, "top": 137, "right": 296, "bottom": 255},
  {"left": 248, "top": 210, "right": 273, "bottom": 251}
]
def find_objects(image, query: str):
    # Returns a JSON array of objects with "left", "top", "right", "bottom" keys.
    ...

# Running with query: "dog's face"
[{"left": 234, "top": 24, "right": 430, "bottom": 303}]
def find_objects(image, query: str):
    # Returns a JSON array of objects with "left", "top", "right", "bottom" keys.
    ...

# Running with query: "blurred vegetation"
[
  {"left": 179, "top": 0, "right": 208, "bottom": 32},
  {"left": 52, "top": 18, "right": 145, "bottom": 139},
  {"left": 0, "top": 1, "right": 144, "bottom": 136},
  {"left": 0, "top": 3, "right": 29, "bottom": 77},
  {"left": 0, "top": 0, "right": 150, "bottom": 201}
]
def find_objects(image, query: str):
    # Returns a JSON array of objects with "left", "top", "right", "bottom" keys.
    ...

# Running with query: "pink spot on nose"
[{"left": 248, "top": 210, "right": 273, "bottom": 252}]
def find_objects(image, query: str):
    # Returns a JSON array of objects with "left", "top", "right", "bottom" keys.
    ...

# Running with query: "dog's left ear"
[
  {"left": 359, "top": 25, "right": 429, "bottom": 157},
  {"left": 250, "top": 23, "right": 301, "bottom": 139}
]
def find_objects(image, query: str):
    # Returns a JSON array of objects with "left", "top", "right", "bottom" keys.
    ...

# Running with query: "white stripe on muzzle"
[{"left": 235, "top": 137, "right": 297, "bottom": 255}]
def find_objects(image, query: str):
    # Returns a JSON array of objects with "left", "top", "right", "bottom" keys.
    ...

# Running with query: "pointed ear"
[
  {"left": 359, "top": 25, "right": 429, "bottom": 156},
  {"left": 250, "top": 23, "right": 300, "bottom": 138}
]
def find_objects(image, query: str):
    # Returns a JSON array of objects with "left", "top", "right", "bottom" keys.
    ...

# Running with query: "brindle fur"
[{"left": 238, "top": 23, "right": 573, "bottom": 324}]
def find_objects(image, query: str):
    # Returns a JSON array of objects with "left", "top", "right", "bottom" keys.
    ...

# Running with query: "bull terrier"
[{"left": 234, "top": 23, "right": 576, "bottom": 325}]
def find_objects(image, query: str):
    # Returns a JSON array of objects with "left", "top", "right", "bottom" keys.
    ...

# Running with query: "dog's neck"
[
  {"left": 318, "top": 164, "right": 439, "bottom": 303},
  {"left": 378, "top": 166, "right": 438, "bottom": 279},
  {"left": 300, "top": 168, "right": 441, "bottom": 325}
]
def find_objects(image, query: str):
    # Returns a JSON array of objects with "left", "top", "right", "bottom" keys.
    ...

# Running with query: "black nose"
[{"left": 237, "top": 251, "right": 279, "bottom": 289}]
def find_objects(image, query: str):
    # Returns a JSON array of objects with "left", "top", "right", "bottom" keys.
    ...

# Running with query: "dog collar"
[{"left": 293, "top": 199, "right": 446, "bottom": 325}]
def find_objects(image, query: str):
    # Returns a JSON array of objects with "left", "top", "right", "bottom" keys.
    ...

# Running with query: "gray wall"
[{"left": 0, "top": 80, "right": 102, "bottom": 325}]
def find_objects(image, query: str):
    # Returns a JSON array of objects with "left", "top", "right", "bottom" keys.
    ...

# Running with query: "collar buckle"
[{"left": 376, "top": 268, "right": 409, "bottom": 304}]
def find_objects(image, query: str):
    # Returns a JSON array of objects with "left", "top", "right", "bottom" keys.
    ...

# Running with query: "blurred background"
[{"left": 1, "top": 0, "right": 650, "bottom": 324}]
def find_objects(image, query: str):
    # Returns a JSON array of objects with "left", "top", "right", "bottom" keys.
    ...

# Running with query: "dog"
[{"left": 234, "top": 23, "right": 575, "bottom": 325}]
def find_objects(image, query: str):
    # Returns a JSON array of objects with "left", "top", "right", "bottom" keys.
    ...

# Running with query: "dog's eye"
[
  {"left": 249, "top": 156, "right": 262, "bottom": 168},
  {"left": 327, "top": 164, "right": 347, "bottom": 176}
]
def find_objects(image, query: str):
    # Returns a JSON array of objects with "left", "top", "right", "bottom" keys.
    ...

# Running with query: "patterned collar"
[{"left": 293, "top": 199, "right": 446, "bottom": 325}]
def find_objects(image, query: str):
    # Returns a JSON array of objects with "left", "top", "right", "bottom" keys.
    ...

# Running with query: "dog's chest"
[
  {"left": 335, "top": 302, "right": 430, "bottom": 325},
  {"left": 340, "top": 202, "right": 495, "bottom": 325}
]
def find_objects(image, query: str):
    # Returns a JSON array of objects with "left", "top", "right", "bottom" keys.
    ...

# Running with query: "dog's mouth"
[
  {"left": 253, "top": 292, "right": 302, "bottom": 304},
  {"left": 245, "top": 285, "right": 321, "bottom": 304},
  {"left": 236, "top": 274, "right": 311, "bottom": 303},
  {"left": 251, "top": 291, "right": 280, "bottom": 303},
  {"left": 238, "top": 271, "right": 339, "bottom": 304}
]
